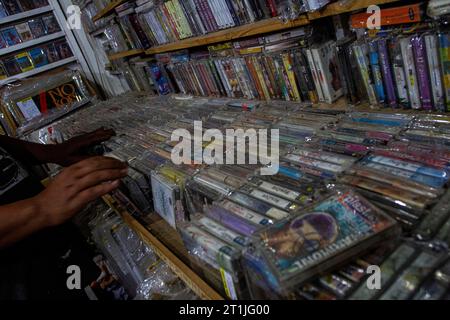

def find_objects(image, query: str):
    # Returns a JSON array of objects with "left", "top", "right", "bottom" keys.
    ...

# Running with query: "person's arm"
[
  {"left": 0, "top": 128, "right": 115, "bottom": 167},
  {"left": 0, "top": 156, "right": 127, "bottom": 248}
]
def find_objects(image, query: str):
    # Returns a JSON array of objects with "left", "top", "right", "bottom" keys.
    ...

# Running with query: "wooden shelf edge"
[
  {"left": 92, "top": 0, "right": 127, "bottom": 22},
  {"left": 102, "top": 195, "right": 224, "bottom": 300},
  {"left": 108, "top": 49, "right": 144, "bottom": 61},
  {"left": 307, "top": 0, "right": 400, "bottom": 20},
  {"left": 145, "top": 15, "right": 310, "bottom": 55}
]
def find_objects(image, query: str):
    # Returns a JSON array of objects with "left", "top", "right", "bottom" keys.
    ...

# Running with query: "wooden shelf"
[
  {"left": 0, "top": 31, "right": 65, "bottom": 56},
  {"left": 92, "top": 0, "right": 127, "bottom": 22},
  {"left": 0, "top": 5, "right": 52, "bottom": 26},
  {"left": 145, "top": 16, "right": 310, "bottom": 55},
  {"left": 102, "top": 195, "right": 224, "bottom": 300},
  {"left": 307, "top": 0, "right": 400, "bottom": 20},
  {"left": 108, "top": 49, "right": 144, "bottom": 61}
]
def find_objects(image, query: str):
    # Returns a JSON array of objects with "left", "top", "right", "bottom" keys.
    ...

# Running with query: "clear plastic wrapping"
[
  {"left": 1, "top": 70, "right": 94, "bottom": 137},
  {"left": 243, "top": 187, "right": 399, "bottom": 296}
]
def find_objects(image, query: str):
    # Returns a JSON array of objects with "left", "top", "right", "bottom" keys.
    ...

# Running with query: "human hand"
[
  {"left": 48, "top": 128, "right": 116, "bottom": 166},
  {"left": 33, "top": 156, "right": 127, "bottom": 227}
]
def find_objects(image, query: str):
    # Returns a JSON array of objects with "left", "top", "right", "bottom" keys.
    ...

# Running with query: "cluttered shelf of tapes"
[
  {"left": 77, "top": 0, "right": 450, "bottom": 113},
  {"left": 16, "top": 89, "right": 450, "bottom": 300}
]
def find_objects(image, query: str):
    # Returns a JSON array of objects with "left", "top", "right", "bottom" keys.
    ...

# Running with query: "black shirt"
[{"left": 0, "top": 147, "right": 95, "bottom": 300}]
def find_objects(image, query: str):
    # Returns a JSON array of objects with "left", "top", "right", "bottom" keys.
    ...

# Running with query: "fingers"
[
  {"left": 68, "top": 128, "right": 116, "bottom": 149},
  {"left": 81, "top": 128, "right": 116, "bottom": 146},
  {"left": 71, "top": 180, "right": 121, "bottom": 210},
  {"left": 68, "top": 156, "right": 127, "bottom": 179},
  {"left": 72, "top": 167, "right": 128, "bottom": 193}
]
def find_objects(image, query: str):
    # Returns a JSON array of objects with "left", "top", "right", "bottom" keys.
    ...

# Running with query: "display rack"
[
  {"left": 0, "top": 56, "right": 77, "bottom": 86},
  {"left": 0, "top": 5, "right": 52, "bottom": 25},
  {"left": 145, "top": 15, "right": 310, "bottom": 55},
  {"left": 0, "top": 31, "right": 66, "bottom": 56},
  {"left": 102, "top": 195, "right": 224, "bottom": 300},
  {"left": 97, "top": 0, "right": 401, "bottom": 59},
  {"left": 0, "top": 2, "right": 95, "bottom": 87}
]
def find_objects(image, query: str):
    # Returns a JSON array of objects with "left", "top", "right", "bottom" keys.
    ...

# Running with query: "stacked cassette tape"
[{"left": 34, "top": 91, "right": 450, "bottom": 300}]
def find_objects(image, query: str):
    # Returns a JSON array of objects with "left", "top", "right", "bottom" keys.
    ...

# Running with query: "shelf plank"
[
  {"left": 0, "top": 56, "right": 77, "bottom": 86},
  {"left": 0, "top": 5, "right": 52, "bottom": 25},
  {"left": 102, "top": 195, "right": 223, "bottom": 300},
  {"left": 0, "top": 31, "right": 65, "bottom": 56},
  {"left": 307, "top": 0, "right": 400, "bottom": 20},
  {"left": 145, "top": 16, "right": 310, "bottom": 55},
  {"left": 92, "top": 0, "right": 127, "bottom": 22},
  {"left": 108, "top": 49, "right": 144, "bottom": 61}
]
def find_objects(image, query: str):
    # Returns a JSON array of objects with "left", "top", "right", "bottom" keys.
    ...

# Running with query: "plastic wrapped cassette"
[
  {"left": 150, "top": 170, "right": 185, "bottom": 229},
  {"left": 243, "top": 187, "right": 399, "bottom": 295},
  {"left": 178, "top": 223, "right": 242, "bottom": 276}
]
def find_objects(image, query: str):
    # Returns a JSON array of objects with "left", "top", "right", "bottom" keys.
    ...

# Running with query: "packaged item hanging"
[{"left": 0, "top": 70, "right": 94, "bottom": 136}]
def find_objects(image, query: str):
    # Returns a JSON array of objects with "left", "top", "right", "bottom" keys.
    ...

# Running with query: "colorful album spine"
[
  {"left": 223, "top": 0, "right": 237, "bottom": 27},
  {"left": 159, "top": 5, "right": 179, "bottom": 41},
  {"left": 179, "top": 0, "right": 200, "bottom": 36},
  {"left": 266, "top": 0, "right": 277, "bottom": 17},
  {"left": 400, "top": 37, "right": 421, "bottom": 109},
  {"left": 188, "top": 0, "right": 207, "bottom": 34},
  {"left": 377, "top": 39, "right": 397, "bottom": 108},
  {"left": 282, "top": 53, "right": 301, "bottom": 101},
  {"left": 305, "top": 49, "right": 325, "bottom": 102},
  {"left": 202, "top": 0, "right": 219, "bottom": 31},
  {"left": 299, "top": 50, "right": 319, "bottom": 103},
  {"left": 152, "top": 9, "right": 170, "bottom": 43},
  {"left": 206, "top": 0, "right": 223, "bottom": 29},
  {"left": 192, "top": 0, "right": 211, "bottom": 32},
  {"left": 161, "top": 2, "right": 179, "bottom": 40},
  {"left": 272, "top": 56, "right": 289, "bottom": 100},
  {"left": 224, "top": 0, "right": 240, "bottom": 26},
  {"left": 438, "top": 32, "right": 450, "bottom": 112},
  {"left": 425, "top": 34, "right": 445, "bottom": 111},
  {"left": 243, "top": 57, "right": 263, "bottom": 99},
  {"left": 214, "top": 60, "right": 233, "bottom": 97},
  {"left": 252, "top": 56, "right": 271, "bottom": 99},
  {"left": 243, "top": 0, "right": 256, "bottom": 22},
  {"left": 209, "top": 60, "right": 226, "bottom": 96},
  {"left": 411, "top": 35, "right": 433, "bottom": 110},
  {"left": 262, "top": 56, "right": 280, "bottom": 99},
  {"left": 279, "top": 55, "right": 295, "bottom": 101},
  {"left": 174, "top": 0, "right": 194, "bottom": 37},
  {"left": 389, "top": 38, "right": 410, "bottom": 108},
  {"left": 169, "top": 0, "right": 188, "bottom": 39},
  {"left": 260, "top": 56, "right": 276, "bottom": 99},
  {"left": 336, "top": 40, "right": 360, "bottom": 105},
  {"left": 353, "top": 44, "right": 378, "bottom": 105},
  {"left": 368, "top": 41, "right": 386, "bottom": 104}
]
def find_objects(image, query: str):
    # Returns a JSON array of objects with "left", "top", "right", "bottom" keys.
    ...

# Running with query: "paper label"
[
  {"left": 17, "top": 98, "right": 41, "bottom": 120},
  {"left": 249, "top": 188, "right": 292, "bottom": 210},
  {"left": 220, "top": 268, "right": 238, "bottom": 300},
  {"left": 257, "top": 180, "right": 300, "bottom": 201},
  {"left": 221, "top": 200, "right": 270, "bottom": 225}
]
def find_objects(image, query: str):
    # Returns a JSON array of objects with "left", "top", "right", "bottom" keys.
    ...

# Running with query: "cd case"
[{"left": 243, "top": 187, "right": 399, "bottom": 294}]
